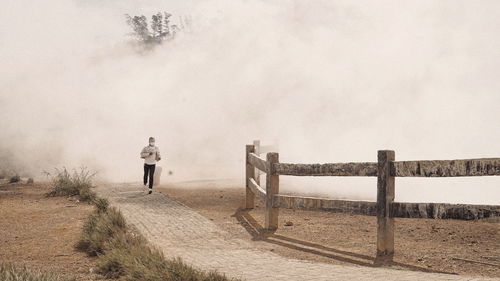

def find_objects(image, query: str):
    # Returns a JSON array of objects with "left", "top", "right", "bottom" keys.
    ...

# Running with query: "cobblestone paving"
[{"left": 95, "top": 183, "right": 497, "bottom": 281}]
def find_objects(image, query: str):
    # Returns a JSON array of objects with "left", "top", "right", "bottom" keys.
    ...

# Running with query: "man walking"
[{"left": 140, "top": 137, "right": 161, "bottom": 194}]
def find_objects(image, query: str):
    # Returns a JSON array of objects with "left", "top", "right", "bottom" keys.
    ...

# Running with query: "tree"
[
  {"left": 125, "top": 15, "right": 150, "bottom": 42},
  {"left": 125, "top": 12, "right": 179, "bottom": 47}
]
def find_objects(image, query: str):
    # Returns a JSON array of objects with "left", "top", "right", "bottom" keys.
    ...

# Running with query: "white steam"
[{"left": 1, "top": 0, "right": 499, "bottom": 204}]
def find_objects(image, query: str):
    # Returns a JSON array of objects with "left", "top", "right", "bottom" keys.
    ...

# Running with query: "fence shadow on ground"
[{"left": 232, "top": 208, "right": 455, "bottom": 275}]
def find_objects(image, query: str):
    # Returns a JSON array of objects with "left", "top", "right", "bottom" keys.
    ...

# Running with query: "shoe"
[{"left": 148, "top": 189, "right": 152, "bottom": 194}]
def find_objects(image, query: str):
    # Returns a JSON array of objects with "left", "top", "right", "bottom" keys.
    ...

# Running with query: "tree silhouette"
[{"left": 125, "top": 12, "right": 179, "bottom": 47}]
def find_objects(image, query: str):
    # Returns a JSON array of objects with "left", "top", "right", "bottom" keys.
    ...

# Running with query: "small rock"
[
  {"left": 27, "top": 178, "right": 34, "bottom": 184},
  {"left": 284, "top": 221, "right": 293, "bottom": 226}
]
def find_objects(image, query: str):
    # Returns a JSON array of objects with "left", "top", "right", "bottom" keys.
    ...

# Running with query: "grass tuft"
[
  {"left": 92, "top": 197, "right": 109, "bottom": 213},
  {"left": 0, "top": 264, "right": 74, "bottom": 281},
  {"left": 77, "top": 207, "right": 127, "bottom": 256},
  {"left": 46, "top": 167, "right": 96, "bottom": 202}
]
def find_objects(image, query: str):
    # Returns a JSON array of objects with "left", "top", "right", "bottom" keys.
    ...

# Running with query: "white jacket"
[{"left": 140, "top": 145, "right": 161, "bottom": 165}]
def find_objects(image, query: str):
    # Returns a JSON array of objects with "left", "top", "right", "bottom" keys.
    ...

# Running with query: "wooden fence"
[{"left": 245, "top": 142, "right": 500, "bottom": 261}]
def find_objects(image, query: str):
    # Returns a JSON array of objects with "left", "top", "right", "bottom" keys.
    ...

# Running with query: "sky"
[{"left": 0, "top": 0, "right": 499, "bottom": 204}]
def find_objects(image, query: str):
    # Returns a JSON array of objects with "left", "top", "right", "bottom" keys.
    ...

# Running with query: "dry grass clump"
[
  {"left": 98, "top": 241, "right": 233, "bottom": 281},
  {"left": 0, "top": 264, "right": 74, "bottom": 281},
  {"left": 46, "top": 167, "right": 97, "bottom": 202},
  {"left": 78, "top": 202, "right": 237, "bottom": 281},
  {"left": 77, "top": 206, "right": 126, "bottom": 255},
  {"left": 92, "top": 197, "right": 110, "bottom": 213}
]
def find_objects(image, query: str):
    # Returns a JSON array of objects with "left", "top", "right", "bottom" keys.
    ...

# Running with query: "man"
[{"left": 140, "top": 137, "right": 161, "bottom": 194}]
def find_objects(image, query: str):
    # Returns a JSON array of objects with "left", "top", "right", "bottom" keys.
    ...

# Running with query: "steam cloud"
[{"left": 1, "top": 0, "right": 499, "bottom": 204}]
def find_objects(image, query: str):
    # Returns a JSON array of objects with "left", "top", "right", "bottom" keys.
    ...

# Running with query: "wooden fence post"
[
  {"left": 253, "top": 140, "right": 261, "bottom": 185},
  {"left": 265, "top": 152, "right": 280, "bottom": 230},
  {"left": 246, "top": 145, "right": 256, "bottom": 209},
  {"left": 376, "top": 150, "right": 395, "bottom": 261}
]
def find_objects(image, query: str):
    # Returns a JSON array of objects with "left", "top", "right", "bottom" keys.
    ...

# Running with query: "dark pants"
[{"left": 143, "top": 164, "right": 156, "bottom": 189}]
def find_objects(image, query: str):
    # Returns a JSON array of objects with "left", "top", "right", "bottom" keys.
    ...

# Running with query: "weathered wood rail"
[
  {"left": 392, "top": 158, "right": 500, "bottom": 177},
  {"left": 245, "top": 141, "right": 500, "bottom": 262},
  {"left": 275, "top": 162, "right": 378, "bottom": 177}
]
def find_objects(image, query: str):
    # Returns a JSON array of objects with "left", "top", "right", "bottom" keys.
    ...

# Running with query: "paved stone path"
[{"left": 95, "top": 183, "right": 497, "bottom": 281}]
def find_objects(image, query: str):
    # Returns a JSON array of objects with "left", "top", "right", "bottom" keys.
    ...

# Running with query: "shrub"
[
  {"left": 46, "top": 167, "right": 96, "bottom": 202},
  {"left": 77, "top": 207, "right": 127, "bottom": 255},
  {"left": 0, "top": 264, "right": 74, "bottom": 281},
  {"left": 9, "top": 175, "right": 20, "bottom": 183}
]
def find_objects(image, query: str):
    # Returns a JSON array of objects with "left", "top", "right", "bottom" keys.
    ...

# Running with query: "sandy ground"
[
  {"left": 0, "top": 181, "right": 102, "bottom": 281},
  {"left": 158, "top": 183, "right": 500, "bottom": 278},
  {"left": 1, "top": 180, "right": 497, "bottom": 279}
]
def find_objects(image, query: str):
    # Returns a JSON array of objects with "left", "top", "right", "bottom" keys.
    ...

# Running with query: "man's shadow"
[{"left": 232, "top": 208, "right": 454, "bottom": 274}]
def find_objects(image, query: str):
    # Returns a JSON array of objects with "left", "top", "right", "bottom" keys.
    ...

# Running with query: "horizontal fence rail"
[
  {"left": 274, "top": 196, "right": 500, "bottom": 219},
  {"left": 274, "top": 195, "right": 377, "bottom": 215},
  {"left": 390, "top": 202, "right": 500, "bottom": 220},
  {"left": 245, "top": 141, "right": 500, "bottom": 263},
  {"left": 392, "top": 158, "right": 500, "bottom": 177},
  {"left": 275, "top": 162, "right": 378, "bottom": 177},
  {"left": 248, "top": 178, "right": 266, "bottom": 201},
  {"left": 248, "top": 153, "right": 268, "bottom": 173}
]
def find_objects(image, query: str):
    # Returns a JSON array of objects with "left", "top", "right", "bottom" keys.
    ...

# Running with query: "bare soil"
[
  {"left": 0, "top": 181, "right": 102, "bottom": 280},
  {"left": 158, "top": 184, "right": 500, "bottom": 278}
]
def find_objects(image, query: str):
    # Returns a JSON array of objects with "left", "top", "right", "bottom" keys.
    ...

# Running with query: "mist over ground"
[{"left": 1, "top": 0, "right": 499, "bottom": 204}]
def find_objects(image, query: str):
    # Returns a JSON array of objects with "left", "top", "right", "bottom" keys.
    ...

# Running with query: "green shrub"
[
  {"left": 0, "top": 264, "right": 74, "bottom": 281},
  {"left": 46, "top": 167, "right": 96, "bottom": 202}
]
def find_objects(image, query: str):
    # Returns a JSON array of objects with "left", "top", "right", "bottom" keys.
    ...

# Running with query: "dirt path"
[{"left": 95, "top": 183, "right": 499, "bottom": 281}]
